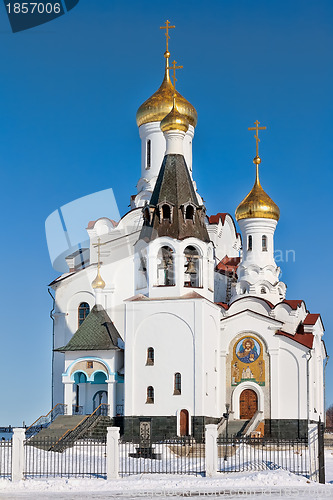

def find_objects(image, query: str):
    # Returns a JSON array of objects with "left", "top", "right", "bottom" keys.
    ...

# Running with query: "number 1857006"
[{"left": 6, "top": 2, "right": 62, "bottom": 14}]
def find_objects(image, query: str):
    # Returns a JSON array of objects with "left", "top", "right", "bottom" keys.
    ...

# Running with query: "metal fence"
[
  {"left": 119, "top": 437, "right": 205, "bottom": 476},
  {"left": 217, "top": 436, "right": 309, "bottom": 476},
  {"left": 24, "top": 437, "right": 106, "bottom": 479},
  {"left": 0, "top": 440, "right": 12, "bottom": 479}
]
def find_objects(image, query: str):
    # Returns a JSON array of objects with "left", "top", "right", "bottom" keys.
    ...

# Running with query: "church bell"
[{"left": 185, "top": 258, "right": 197, "bottom": 274}]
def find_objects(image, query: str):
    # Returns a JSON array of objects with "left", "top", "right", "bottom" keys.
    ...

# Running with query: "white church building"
[{"left": 50, "top": 25, "right": 327, "bottom": 440}]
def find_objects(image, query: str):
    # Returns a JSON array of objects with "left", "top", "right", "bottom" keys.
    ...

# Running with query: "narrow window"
[
  {"left": 248, "top": 235, "right": 252, "bottom": 251},
  {"left": 162, "top": 204, "right": 171, "bottom": 221},
  {"left": 146, "top": 347, "right": 154, "bottom": 366},
  {"left": 262, "top": 235, "right": 267, "bottom": 252},
  {"left": 143, "top": 206, "right": 150, "bottom": 223},
  {"left": 146, "top": 140, "right": 151, "bottom": 170},
  {"left": 185, "top": 205, "right": 194, "bottom": 221},
  {"left": 174, "top": 373, "right": 181, "bottom": 395},
  {"left": 78, "top": 302, "right": 90, "bottom": 327},
  {"left": 146, "top": 386, "right": 154, "bottom": 404},
  {"left": 157, "top": 246, "right": 175, "bottom": 286}
]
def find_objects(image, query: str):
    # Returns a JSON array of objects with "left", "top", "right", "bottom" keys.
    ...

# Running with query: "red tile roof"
[
  {"left": 282, "top": 299, "right": 305, "bottom": 310},
  {"left": 207, "top": 213, "right": 228, "bottom": 225},
  {"left": 215, "top": 302, "right": 229, "bottom": 310},
  {"left": 303, "top": 313, "right": 320, "bottom": 326},
  {"left": 275, "top": 327, "right": 314, "bottom": 349},
  {"left": 216, "top": 255, "right": 240, "bottom": 276}
]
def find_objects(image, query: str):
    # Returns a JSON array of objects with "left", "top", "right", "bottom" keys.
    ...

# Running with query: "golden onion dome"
[
  {"left": 136, "top": 52, "right": 198, "bottom": 128},
  {"left": 235, "top": 156, "right": 280, "bottom": 222},
  {"left": 92, "top": 268, "right": 106, "bottom": 290},
  {"left": 160, "top": 97, "right": 189, "bottom": 133}
]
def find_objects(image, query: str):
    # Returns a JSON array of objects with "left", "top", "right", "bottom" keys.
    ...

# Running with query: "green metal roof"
[{"left": 55, "top": 305, "right": 122, "bottom": 352}]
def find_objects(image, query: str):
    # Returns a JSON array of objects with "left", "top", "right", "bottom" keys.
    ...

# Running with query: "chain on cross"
[
  {"left": 160, "top": 20, "right": 175, "bottom": 53},
  {"left": 248, "top": 120, "right": 267, "bottom": 157}
]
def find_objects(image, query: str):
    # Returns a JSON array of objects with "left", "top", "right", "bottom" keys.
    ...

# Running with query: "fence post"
[
  {"left": 11, "top": 428, "right": 25, "bottom": 482},
  {"left": 107, "top": 426, "right": 120, "bottom": 480},
  {"left": 308, "top": 423, "right": 319, "bottom": 482},
  {"left": 318, "top": 419, "right": 325, "bottom": 484},
  {"left": 205, "top": 424, "right": 218, "bottom": 477}
]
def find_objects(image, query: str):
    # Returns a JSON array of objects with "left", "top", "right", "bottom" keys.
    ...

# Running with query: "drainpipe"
[
  {"left": 48, "top": 288, "right": 55, "bottom": 409},
  {"left": 306, "top": 350, "right": 312, "bottom": 425},
  {"left": 324, "top": 356, "right": 329, "bottom": 425}
]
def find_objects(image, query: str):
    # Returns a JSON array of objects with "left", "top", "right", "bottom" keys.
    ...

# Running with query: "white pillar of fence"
[
  {"left": 11, "top": 428, "right": 25, "bottom": 482},
  {"left": 107, "top": 426, "right": 120, "bottom": 480},
  {"left": 308, "top": 423, "right": 319, "bottom": 482},
  {"left": 205, "top": 424, "right": 218, "bottom": 477}
]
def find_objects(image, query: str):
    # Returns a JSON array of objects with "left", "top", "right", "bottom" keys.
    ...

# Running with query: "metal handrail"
[
  {"left": 49, "top": 404, "right": 109, "bottom": 450},
  {"left": 26, "top": 403, "right": 67, "bottom": 433}
]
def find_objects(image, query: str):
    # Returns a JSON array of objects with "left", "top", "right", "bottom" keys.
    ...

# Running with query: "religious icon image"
[{"left": 236, "top": 338, "right": 260, "bottom": 363}]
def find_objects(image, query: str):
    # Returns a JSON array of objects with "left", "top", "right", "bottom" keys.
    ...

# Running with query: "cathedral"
[{"left": 50, "top": 23, "right": 327, "bottom": 440}]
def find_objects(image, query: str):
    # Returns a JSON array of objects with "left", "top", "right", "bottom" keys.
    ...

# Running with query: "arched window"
[
  {"left": 248, "top": 235, "right": 252, "bottom": 251},
  {"left": 174, "top": 373, "right": 181, "bottom": 395},
  {"left": 146, "top": 386, "right": 154, "bottom": 404},
  {"left": 146, "top": 347, "right": 154, "bottom": 365},
  {"left": 184, "top": 246, "right": 201, "bottom": 288},
  {"left": 185, "top": 205, "right": 195, "bottom": 221},
  {"left": 262, "top": 235, "right": 268, "bottom": 252},
  {"left": 146, "top": 140, "right": 151, "bottom": 170},
  {"left": 143, "top": 206, "right": 150, "bottom": 223},
  {"left": 157, "top": 246, "right": 175, "bottom": 286},
  {"left": 74, "top": 371, "right": 87, "bottom": 384},
  {"left": 78, "top": 302, "right": 90, "bottom": 327},
  {"left": 161, "top": 204, "right": 171, "bottom": 221}
]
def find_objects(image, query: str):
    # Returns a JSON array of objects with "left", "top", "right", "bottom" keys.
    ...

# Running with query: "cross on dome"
[
  {"left": 248, "top": 120, "right": 266, "bottom": 160},
  {"left": 160, "top": 20, "right": 175, "bottom": 55},
  {"left": 167, "top": 60, "right": 183, "bottom": 92}
]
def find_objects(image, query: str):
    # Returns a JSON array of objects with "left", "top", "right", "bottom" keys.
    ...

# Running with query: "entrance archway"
[
  {"left": 93, "top": 390, "right": 107, "bottom": 410},
  {"left": 180, "top": 409, "right": 189, "bottom": 436},
  {"left": 239, "top": 389, "right": 257, "bottom": 419}
]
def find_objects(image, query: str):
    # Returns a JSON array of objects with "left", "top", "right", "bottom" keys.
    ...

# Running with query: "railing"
[
  {"left": 116, "top": 404, "right": 124, "bottom": 416},
  {"left": 49, "top": 404, "right": 109, "bottom": 452},
  {"left": 72, "top": 405, "right": 83, "bottom": 415},
  {"left": 217, "top": 436, "right": 309, "bottom": 476},
  {"left": 0, "top": 440, "right": 12, "bottom": 479},
  {"left": 24, "top": 437, "right": 106, "bottom": 479},
  {"left": 119, "top": 436, "right": 205, "bottom": 476},
  {"left": 26, "top": 404, "right": 67, "bottom": 438}
]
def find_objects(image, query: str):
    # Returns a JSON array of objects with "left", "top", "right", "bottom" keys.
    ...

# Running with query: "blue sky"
[{"left": 0, "top": 0, "right": 332, "bottom": 425}]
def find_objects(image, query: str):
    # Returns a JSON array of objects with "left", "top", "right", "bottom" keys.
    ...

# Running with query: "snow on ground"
[{"left": 0, "top": 450, "right": 332, "bottom": 499}]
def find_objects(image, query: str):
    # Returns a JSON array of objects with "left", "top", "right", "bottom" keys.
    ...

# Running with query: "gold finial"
[
  {"left": 92, "top": 237, "right": 106, "bottom": 290},
  {"left": 160, "top": 20, "right": 175, "bottom": 56},
  {"left": 167, "top": 60, "right": 183, "bottom": 92}
]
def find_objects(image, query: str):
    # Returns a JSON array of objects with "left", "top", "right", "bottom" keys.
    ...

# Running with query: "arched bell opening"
[
  {"left": 184, "top": 245, "right": 201, "bottom": 288},
  {"left": 157, "top": 246, "right": 175, "bottom": 286}
]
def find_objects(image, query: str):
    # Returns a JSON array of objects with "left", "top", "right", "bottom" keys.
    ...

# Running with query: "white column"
[
  {"left": 107, "top": 379, "right": 117, "bottom": 416},
  {"left": 64, "top": 381, "right": 74, "bottom": 415},
  {"left": 107, "top": 427, "right": 120, "bottom": 480},
  {"left": 308, "top": 423, "right": 319, "bottom": 482},
  {"left": 205, "top": 424, "right": 218, "bottom": 478},
  {"left": 12, "top": 428, "right": 25, "bottom": 482}
]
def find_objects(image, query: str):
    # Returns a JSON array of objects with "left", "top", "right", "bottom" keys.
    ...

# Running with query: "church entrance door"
[
  {"left": 93, "top": 390, "right": 107, "bottom": 411},
  {"left": 239, "top": 389, "right": 257, "bottom": 419},
  {"left": 180, "top": 409, "right": 189, "bottom": 436}
]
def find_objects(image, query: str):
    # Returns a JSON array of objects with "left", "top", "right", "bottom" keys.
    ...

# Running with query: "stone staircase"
[
  {"left": 26, "top": 413, "right": 112, "bottom": 451},
  {"left": 219, "top": 419, "right": 250, "bottom": 437}
]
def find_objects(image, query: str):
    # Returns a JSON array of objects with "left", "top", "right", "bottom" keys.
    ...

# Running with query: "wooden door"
[
  {"left": 239, "top": 389, "right": 257, "bottom": 419},
  {"left": 180, "top": 409, "right": 189, "bottom": 436}
]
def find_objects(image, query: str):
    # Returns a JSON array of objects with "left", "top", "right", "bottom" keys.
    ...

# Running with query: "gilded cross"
[
  {"left": 94, "top": 237, "right": 102, "bottom": 269},
  {"left": 167, "top": 60, "right": 183, "bottom": 91},
  {"left": 160, "top": 20, "right": 175, "bottom": 53},
  {"left": 248, "top": 120, "right": 266, "bottom": 157}
]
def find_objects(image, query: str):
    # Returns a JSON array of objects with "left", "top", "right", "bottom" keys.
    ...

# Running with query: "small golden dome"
[
  {"left": 160, "top": 98, "right": 189, "bottom": 133},
  {"left": 92, "top": 268, "right": 106, "bottom": 290},
  {"left": 235, "top": 156, "right": 280, "bottom": 221},
  {"left": 136, "top": 52, "right": 197, "bottom": 128}
]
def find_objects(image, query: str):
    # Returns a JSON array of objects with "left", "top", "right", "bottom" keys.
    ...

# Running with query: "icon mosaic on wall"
[{"left": 231, "top": 336, "right": 265, "bottom": 386}]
